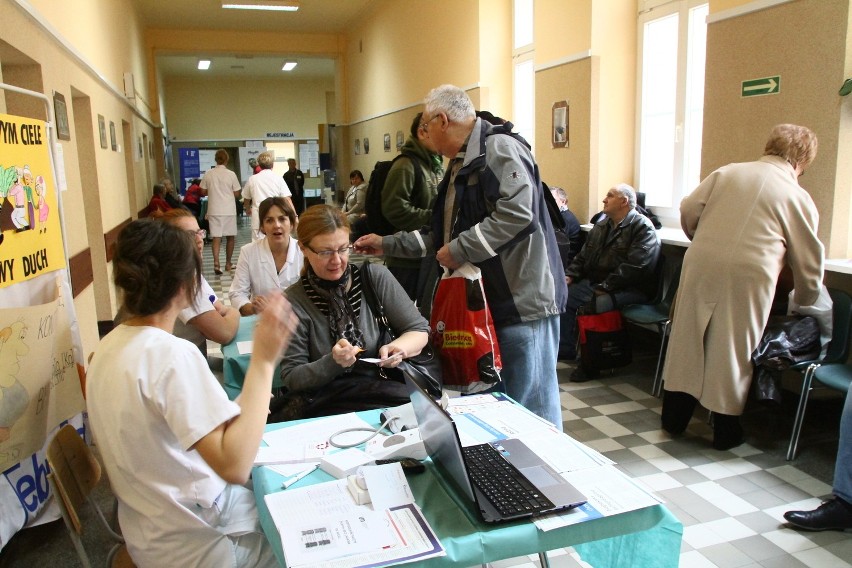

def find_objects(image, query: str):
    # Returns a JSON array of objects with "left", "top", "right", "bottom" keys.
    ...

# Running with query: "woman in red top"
[
  {"left": 147, "top": 183, "right": 172, "bottom": 218},
  {"left": 183, "top": 178, "right": 203, "bottom": 217}
]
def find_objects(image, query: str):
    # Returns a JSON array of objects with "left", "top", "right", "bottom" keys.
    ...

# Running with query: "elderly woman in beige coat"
[{"left": 661, "top": 124, "right": 824, "bottom": 450}]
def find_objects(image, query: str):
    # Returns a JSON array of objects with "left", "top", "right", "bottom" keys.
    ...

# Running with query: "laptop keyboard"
[{"left": 462, "top": 443, "right": 555, "bottom": 517}]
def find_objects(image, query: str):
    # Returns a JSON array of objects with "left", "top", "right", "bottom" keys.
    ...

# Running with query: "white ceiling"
[
  {"left": 134, "top": 0, "right": 374, "bottom": 80},
  {"left": 156, "top": 54, "right": 336, "bottom": 79}
]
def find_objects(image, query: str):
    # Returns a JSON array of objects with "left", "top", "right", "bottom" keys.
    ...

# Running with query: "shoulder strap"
[
  {"left": 397, "top": 150, "right": 425, "bottom": 199},
  {"left": 359, "top": 261, "right": 395, "bottom": 339}
]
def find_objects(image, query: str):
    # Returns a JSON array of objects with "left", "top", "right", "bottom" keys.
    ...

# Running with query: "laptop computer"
[{"left": 404, "top": 375, "right": 587, "bottom": 523}]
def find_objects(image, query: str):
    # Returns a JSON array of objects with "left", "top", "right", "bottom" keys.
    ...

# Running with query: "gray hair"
[
  {"left": 612, "top": 183, "right": 636, "bottom": 209},
  {"left": 424, "top": 84, "right": 475, "bottom": 123},
  {"left": 257, "top": 151, "right": 274, "bottom": 169},
  {"left": 550, "top": 186, "right": 568, "bottom": 202}
]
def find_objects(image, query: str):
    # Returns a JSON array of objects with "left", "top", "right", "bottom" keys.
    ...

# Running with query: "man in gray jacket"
[
  {"left": 563, "top": 183, "right": 660, "bottom": 380},
  {"left": 355, "top": 85, "right": 567, "bottom": 429}
]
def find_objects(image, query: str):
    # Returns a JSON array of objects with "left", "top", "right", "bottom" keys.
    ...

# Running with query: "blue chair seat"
[
  {"left": 621, "top": 304, "right": 668, "bottom": 325},
  {"left": 621, "top": 255, "right": 682, "bottom": 398},
  {"left": 812, "top": 363, "right": 852, "bottom": 393}
]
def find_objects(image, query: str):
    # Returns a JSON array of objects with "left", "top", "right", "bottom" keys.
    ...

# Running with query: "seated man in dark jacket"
[{"left": 562, "top": 183, "right": 660, "bottom": 380}]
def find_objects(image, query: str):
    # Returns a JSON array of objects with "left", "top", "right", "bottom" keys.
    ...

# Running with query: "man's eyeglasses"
[
  {"left": 419, "top": 114, "right": 440, "bottom": 132},
  {"left": 306, "top": 245, "right": 353, "bottom": 259},
  {"left": 188, "top": 229, "right": 206, "bottom": 239}
]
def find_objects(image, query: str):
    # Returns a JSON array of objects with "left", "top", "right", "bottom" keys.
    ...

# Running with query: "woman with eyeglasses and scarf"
[{"left": 272, "top": 204, "right": 429, "bottom": 421}]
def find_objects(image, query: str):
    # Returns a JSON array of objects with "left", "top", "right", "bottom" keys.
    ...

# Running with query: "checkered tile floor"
[{"left": 206, "top": 218, "right": 851, "bottom": 568}]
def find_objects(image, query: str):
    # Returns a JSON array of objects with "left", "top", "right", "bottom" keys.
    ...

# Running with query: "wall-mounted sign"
[
  {"left": 266, "top": 132, "right": 295, "bottom": 138},
  {"left": 742, "top": 76, "right": 780, "bottom": 97}
]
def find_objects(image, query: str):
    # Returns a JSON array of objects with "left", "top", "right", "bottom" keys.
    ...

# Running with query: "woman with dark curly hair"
[{"left": 86, "top": 218, "right": 297, "bottom": 567}]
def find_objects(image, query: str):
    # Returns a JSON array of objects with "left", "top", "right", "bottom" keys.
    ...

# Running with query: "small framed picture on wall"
[
  {"left": 109, "top": 121, "right": 117, "bottom": 151},
  {"left": 552, "top": 100, "right": 569, "bottom": 148},
  {"left": 354, "top": 138, "right": 361, "bottom": 155},
  {"left": 396, "top": 130, "right": 404, "bottom": 150},
  {"left": 383, "top": 133, "right": 391, "bottom": 152},
  {"left": 53, "top": 92, "right": 71, "bottom": 141},
  {"left": 363, "top": 137, "right": 370, "bottom": 154},
  {"left": 98, "top": 115, "right": 107, "bottom": 149}
]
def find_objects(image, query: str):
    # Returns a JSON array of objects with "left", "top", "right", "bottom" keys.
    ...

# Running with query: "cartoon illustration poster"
[
  {"left": 0, "top": 281, "right": 85, "bottom": 472},
  {"left": 0, "top": 113, "right": 66, "bottom": 289}
]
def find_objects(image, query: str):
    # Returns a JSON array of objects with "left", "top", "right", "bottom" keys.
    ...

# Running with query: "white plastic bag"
[{"left": 788, "top": 285, "right": 833, "bottom": 358}]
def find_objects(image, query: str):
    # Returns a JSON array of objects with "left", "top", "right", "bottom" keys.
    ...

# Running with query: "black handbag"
[
  {"left": 576, "top": 293, "right": 632, "bottom": 372},
  {"left": 360, "top": 262, "right": 444, "bottom": 398},
  {"left": 751, "top": 315, "right": 821, "bottom": 404}
]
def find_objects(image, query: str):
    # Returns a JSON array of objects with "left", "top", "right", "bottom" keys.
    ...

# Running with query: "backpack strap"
[{"left": 396, "top": 150, "right": 426, "bottom": 202}]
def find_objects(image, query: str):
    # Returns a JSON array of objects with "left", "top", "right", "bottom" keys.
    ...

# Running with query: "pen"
[{"left": 282, "top": 465, "right": 318, "bottom": 489}]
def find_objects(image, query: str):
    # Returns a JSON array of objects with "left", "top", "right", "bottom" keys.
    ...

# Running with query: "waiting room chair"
[
  {"left": 786, "top": 288, "right": 852, "bottom": 460},
  {"left": 46, "top": 424, "right": 135, "bottom": 568},
  {"left": 621, "top": 255, "right": 682, "bottom": 397}
]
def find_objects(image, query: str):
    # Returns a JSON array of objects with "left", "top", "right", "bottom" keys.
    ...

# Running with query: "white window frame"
[
  {"left": 513, "top": 0, "right": 535, "bottom": 154},
  {"left": 635, "top": 0, "right": 708, "bottom": 223}
]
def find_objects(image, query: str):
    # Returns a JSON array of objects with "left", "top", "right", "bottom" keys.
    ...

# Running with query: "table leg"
[{"left": 539, "top": 551, "right": 551, "bottom": 567}]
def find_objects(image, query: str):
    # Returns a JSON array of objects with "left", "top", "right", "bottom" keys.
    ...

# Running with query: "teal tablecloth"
[
  {"left": 254, "top": 411, "right": 683, "bottom": 568},
  {"left": 221, "top": 315, "right": 283, "bottom": 400}
]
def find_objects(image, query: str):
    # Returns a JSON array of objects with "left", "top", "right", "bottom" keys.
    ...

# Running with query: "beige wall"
[
  {"left": 536, "top": 0, "right": 593, "bottom": 63},
  {"left": 590, "top": 0, "right": 636, "bottom": 212},
  {"left": 345, "top": 0, "right": 482, "bottom": 123},
  {"left": 703, "top": 0, "right": 850, "bottom": 256},
  {"left": 163, "top": 76, "right": 334, "bottom": 141},
  {"left": 1, "top": 0, "right": 159, "bottom": 354},
  {"left": 477, "top": 0, "right": 513, "bottom": 119},
  {"left": 533, "top": 0, "right": 636, "bottom": 220},
  {"left": 535, "top": 59, "right": 595, "bottom": 217}
]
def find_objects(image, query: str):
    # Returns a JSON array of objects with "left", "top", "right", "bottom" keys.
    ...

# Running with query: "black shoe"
[
  {"left": 661, "top": 390, "right": 698, "bottom": 435},
  {"left": 784, "top": 498, "right": 852, "bottom": 531},
  {"left": 712, "top": 413, "right": 744, "bottom": 451},
  {"left": 570, "top": 367, "right": 600, "bottom": 383}
]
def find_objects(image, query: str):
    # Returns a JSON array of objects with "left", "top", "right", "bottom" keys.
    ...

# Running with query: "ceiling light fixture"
[
  {"left": 282, "top": 62, "right": 298, "bottom": 71},
  {"left": 221, "top": 0, "right": 299, "bottom": 11},
  {"left": 197, "top": 59, "right": 211, "bottom": 70}
]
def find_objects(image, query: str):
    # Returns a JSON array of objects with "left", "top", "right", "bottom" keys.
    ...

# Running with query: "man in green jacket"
[{"left": 382, "top": 112, "right": 444, "bottom": 300}]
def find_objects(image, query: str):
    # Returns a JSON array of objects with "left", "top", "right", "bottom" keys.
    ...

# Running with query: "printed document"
[{"left": 265, "top": 478, "right": 444, "bottom": 568}]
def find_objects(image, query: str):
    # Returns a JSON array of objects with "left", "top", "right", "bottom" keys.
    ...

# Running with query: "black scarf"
[{"left": 303, "top": 264, "right": 365, "bottom": 348}]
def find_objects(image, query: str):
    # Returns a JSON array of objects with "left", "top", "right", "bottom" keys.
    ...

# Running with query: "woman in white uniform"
[
  {"left": 86, "top": 218, "right": 297, "bottom": 567},
  {"left": 229, "top": 196, "right": 304, "bottom": 315}
]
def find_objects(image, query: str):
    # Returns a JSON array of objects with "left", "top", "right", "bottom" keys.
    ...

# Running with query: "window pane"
[
  {"left": 639, "top": 13, "right": 678, "bottom": 207},
  {"left": 514, "top": 0, "right": 533, "bottom": 49},
  {"left": 514, "top": 58, "right": 535, "bottom": 153},
  {"left": 683, "top": 3, "right": 708, "bottom": 194}
]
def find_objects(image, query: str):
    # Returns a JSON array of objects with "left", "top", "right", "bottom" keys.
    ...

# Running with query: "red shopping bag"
[
  {"left": 576, "top": 310, "right": 632, "bottom": 372},
  {"left": 430, "top": 264, "right": 502, "bottom": 393}
]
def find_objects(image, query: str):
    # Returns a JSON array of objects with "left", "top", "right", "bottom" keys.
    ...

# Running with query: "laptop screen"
[{"left": 406, "top": 376, "right": 477, "bottom": 503}]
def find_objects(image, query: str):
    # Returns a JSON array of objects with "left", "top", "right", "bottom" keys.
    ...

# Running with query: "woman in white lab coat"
[
  {"left": 87, "top": 218, "right": 296, "bottom": 567},
  {"left": 229, "top": 196, "right": 304, "bottom": 315}
]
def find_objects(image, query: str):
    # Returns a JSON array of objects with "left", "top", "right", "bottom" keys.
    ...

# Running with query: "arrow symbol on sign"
[{"left": 744, "top": 78, "right": 778, "bottom": 93}]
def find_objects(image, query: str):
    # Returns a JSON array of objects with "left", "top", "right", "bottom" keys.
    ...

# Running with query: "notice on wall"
[
  {"left": 0, "top": 114, "right": 66, "bottom": 289},
  {"left": 299, "top": 141, "right": 320, "bottom": 177}
]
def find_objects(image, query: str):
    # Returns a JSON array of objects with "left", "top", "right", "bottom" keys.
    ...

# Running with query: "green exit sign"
[{"left": 742, "top": 76, "right": 780, "bottom": 97}]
